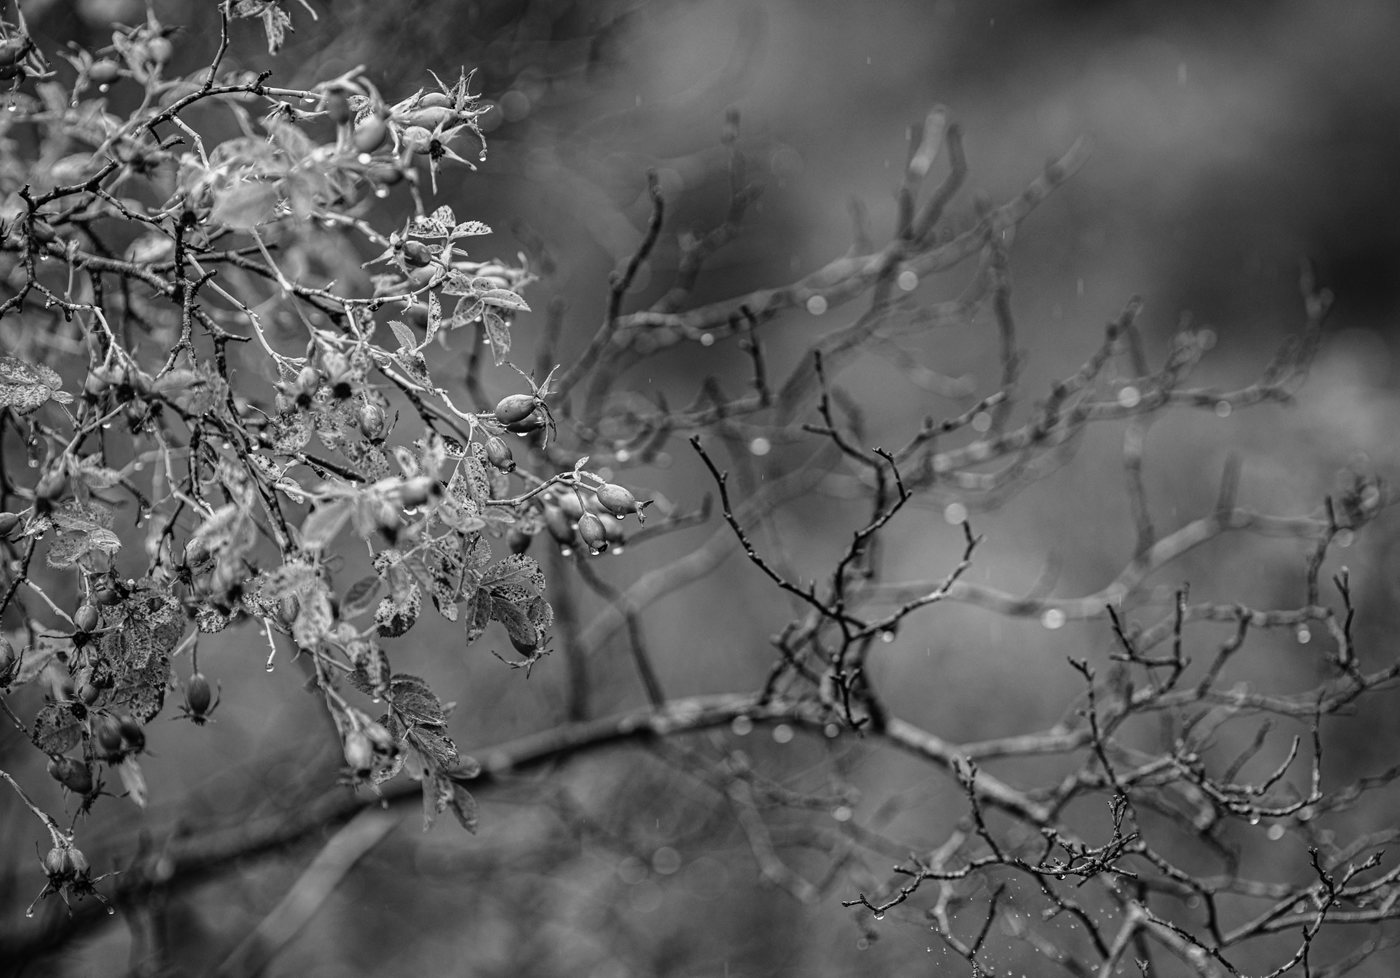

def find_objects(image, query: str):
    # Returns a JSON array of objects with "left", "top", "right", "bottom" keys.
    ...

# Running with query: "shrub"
[{"left": 0, "top": 3, "right": 1396, "bottom": 976}]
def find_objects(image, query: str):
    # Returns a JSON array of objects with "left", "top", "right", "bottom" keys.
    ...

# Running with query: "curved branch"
[{"left": 0, "top": 692, "right": 1040, "bottom": 963}]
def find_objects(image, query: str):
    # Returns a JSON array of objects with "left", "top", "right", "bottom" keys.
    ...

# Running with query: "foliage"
[{"left": 0, "top": 3, "right": 1398, "bottom": 976}]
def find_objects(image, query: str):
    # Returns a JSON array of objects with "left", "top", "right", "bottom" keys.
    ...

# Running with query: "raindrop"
[
  {"left": 1117, "top": 385, "right": 1141, "bottom": 409},
  {"left": 478, "top": 150, "right": 487, "bottom": 162},
  {"left": 26, "top": 910, "right": 34, "bottom": 918},
  {"left": 896, "top": 269, "right": 918, "bottom": 292},
  {"left": 559, "top": 546, "right": 573, "bottom": 557},
  {"left": 749, "top": 437, "right": 771, "bottom": 457},
  {"left": 1041, "top": 608, "right": 1066, "bottom": 630},
  {"left": 589, "top": 547, "right": 602, "bottom": 556},
  {"left": 357, "top": 152, "right": 372, "bottom": 165},
  {"left": 971, "top": 411, "right": 992, "bottom": 433},
  {"left": 1248, "top": 814, "right": 1261, "bottom": 826},
  {"left": 1214, "top": 400, "right": 1232, "bottom": 418},
  {"left": 611, "top": 545, "right": 625, "bottom": 555},
  {"left": 98, "top": 83, "right": 110, "bottom": 94},
  {"left": 772, "top": 723, "right": 794, "bottom": 744},
  {"left": 6, "top": 104, "right": 16, "bottom": 113},
  {"left": 873, "top": 912, "right": 885, "bottom": 921},
  {"left": 1296, "top": 627, "right": 1310, "bottom": 645},
  {"left": 943, "top": 502, "right": 968, "bottom": 525},
  {"left": 699, "top": 332, "right": 715, "bottom": 347},
  {"left": 106, "top": 905, "right": 116, "bottom": 915},
  {"left": 805, "top": 295, "right": 828, "bottom": 316},
  {"left": 730, "top": 715, "right": 753, "bottom": 736},
  {"left": 880, "top": 631, "right": 895, "bottom": 643},
  {"left": 832, "top": 805, "right": 853, "bottom": 822},
  {"left": 1267, "top": 823, "right": 1285, "bottom": 841},
  {"left": 374, "top": 187, "right": 389, "bottom": 199}
]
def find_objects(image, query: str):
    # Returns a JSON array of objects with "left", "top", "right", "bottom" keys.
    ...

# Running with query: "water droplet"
[
  {"left": 1041, "top": 608, "right": 1066, "bottom": 630},
  {"left": 699, "top": 332, "right": 715, "bottom": 347},
  {"left": 559, "top": 546, "right": 573, "bottom": 557},
  {"left": 1117, "top": 385, "right": 1141, "bottom": 408},
  {"left": 357, "top": 152, "right": 372, "bottom": 165},
  {"left": 6, "top": 104, "right": 17, "bottom": 113},
  {"left": 805, "top": 295, "right": 828, "bottom": 316},
  {"left": 589, "top": 547, "right": 602, "bottom": 556},
  {"left": 1248, "top": 814, "right": 1261, "bottom": 826},
  {"left": 106, "top": 905, "right": 116, "bottom": 915},
  {"left": 943, "top": 502, "right": 967, "bottom": 525},
  {"left": 1214, "top": 400, "right": 1232, "bottom": 418},
  {"left": 374, "top": 187, "right": 389, "bottom": 198},
  {"left": 1267, "top": 823, "right": 1285, "bottom": 841},
  {"left": 26, "top": 909, "right": 34, "bottom": 918},
  {"left": 611, "top": 545, "right": 625, "bottom": 555},
  {"left": 896, "top": 269, "right": 918, "bottom": 291},
  {"left": 832, "top": 805, "right": 853, "bottom": 822},
  {"left": 880, "top": 631, "right": 895, "bottom": 643},
  {"left": 873, "top": 912, "right": 885, "bottom": 921},
  {"left": 748, "top": 437, "right": 771, "bottom": 457},
  {"left": 1296, "top": 627, "right": 1311, "bottom": 645},
  {"left": 730, "top": 715, "right": 753, "bottom": 736},
  {"left": 971, "top": 411, "right": 992, "bottom": 433},
  {"left": 98, "top": 83, "right": 110, "bottom": 94},
  {"left": 478, "top": 150, "right": 487, "bottom": 162}
]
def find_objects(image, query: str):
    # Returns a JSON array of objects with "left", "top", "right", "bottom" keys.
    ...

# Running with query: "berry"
[
  {"left": 35, "top": 469, "right": 68, "bottom": 503},
  {"left": 505, "top": 412, "right": 546, "bottom": 435},
  {"left": 416, "top": 92, "right": 454, "bottom": 110},
  {"left": 88, "top": 59, "right": 121, "bottom": 85},
  {"left": 595, "top": 483, "right": 643, "bottom": 520},
  {"left": 47, "top": 756, "right": 94, "bottom": 796},
  {"left": 343, "top": 730, "right": 374, "bottom": 775},
  {"left": 147, "top": 36, "right": 173, "bottom": 66},
  {"left": 493, "top": 393, "right": 538, "bottom": 426},
  {"left": 368, "top": 164, "right": 404, "bottom": 186},
  {"left": 507, "top": 527, "right": 532, "bottom": 555},
  {"left": 324, "top": 90, "right": 352, "bottom": 126},
  {"left": 186, "top": 673, "right": 212, "bottom": 716},
  {"left": 577, "top": 512, "right": 609, "bottom": 555},
  {"left": 407, "top": 263, "right": 438, "bottom": 289},
  {"left": 510, "top": 628, "right": 539, "bottom": 655},
  {"left": 484, "top": 436, "right": 515, "bottom": 472},
  {"left": 401, "top": 240, "right": 434, "bottom": 266},
  {"left": 406, "top": 105, "right": 456, "bottom": 131},
  {"left": 542, "top": 505, "right": 574, "bottom": 548},
  {"left": 353, "top": 115, "right": 389, "bottom": 154},
  {"left": 0, "top": 36, "right": 28, "bottom": 68},
  {"left": 357, "top": 403, "right": 387, "bottom": 440},
  {"left": 401, "top": 125, "right": 434, "bottom": 156},
  {"left": 74, "top": 603, "right": 99, "bottom": 633}
]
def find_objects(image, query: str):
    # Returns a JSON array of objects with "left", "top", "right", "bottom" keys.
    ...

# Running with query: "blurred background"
[{"left": 5, "top": 0, "right": 1400, "bottom": 975}]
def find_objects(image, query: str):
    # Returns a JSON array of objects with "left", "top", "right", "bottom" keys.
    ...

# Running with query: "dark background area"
[{"left": 4, "top": 0, "right": 1400, "bottom": 975}]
